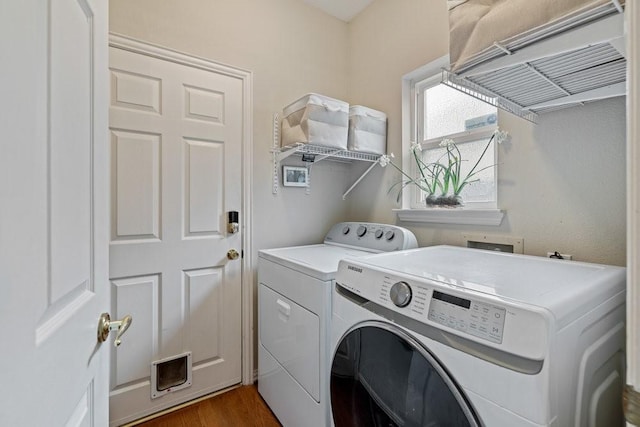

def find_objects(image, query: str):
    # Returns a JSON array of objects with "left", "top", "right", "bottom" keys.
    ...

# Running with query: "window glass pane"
[
  {"left": 424, "top": 84, "right": 496, "bottom": 140},
  {"left": 422, "top": 138, "right": 496, "bottom": 203}
]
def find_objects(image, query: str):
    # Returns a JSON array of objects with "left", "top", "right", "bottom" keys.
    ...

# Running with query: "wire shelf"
[
  {"left": 443, "top": 8, "right": 625, "bottom": 122},
  {"left": 442, "top": 69, "right": 539, "bottom": 123},
  {"left": 275, "top": 143, "right": 381, "bottom": 163},
  {"left": 271, "top": 112, "right": 383, "bottom": 197}
]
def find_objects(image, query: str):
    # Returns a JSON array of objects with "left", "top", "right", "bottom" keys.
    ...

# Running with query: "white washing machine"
[
  {"left": 258, "top": 222, "right": 417, "bottom": 427},
  {"left": 330, "top": 246, "right": 626, "bottom": 426}
]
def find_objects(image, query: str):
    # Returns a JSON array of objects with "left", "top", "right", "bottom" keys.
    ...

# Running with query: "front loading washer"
[
  {"left": 330, "top": 246, "right": 626, "bottom": 426},
  {"left": 258, "top": 222, "right": 417, "bottom": 427}
]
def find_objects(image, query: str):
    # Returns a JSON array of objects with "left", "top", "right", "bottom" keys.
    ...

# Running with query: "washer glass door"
[{"left": 331, "top": 322, "right": 480, "bottom": 427}]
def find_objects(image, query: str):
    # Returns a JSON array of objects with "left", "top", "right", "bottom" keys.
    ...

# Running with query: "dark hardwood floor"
[{"left": 131, "top": 385, "right": 281, "bottom": 427}]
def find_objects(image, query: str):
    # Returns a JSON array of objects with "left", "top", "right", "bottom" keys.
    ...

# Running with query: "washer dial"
[
  {"left": 357, "top": 225, "right": 367, "bottom": 237},
  {"left": 390, "top": 281, "right": 412, "bottom": 307}
]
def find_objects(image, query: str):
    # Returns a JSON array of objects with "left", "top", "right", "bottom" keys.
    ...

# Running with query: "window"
[
  {"left": 397, "top": 56, "right": 504, "bottom": 225},
  {"left": 412, "top": 75, "right": 498, "bottom": 209}
]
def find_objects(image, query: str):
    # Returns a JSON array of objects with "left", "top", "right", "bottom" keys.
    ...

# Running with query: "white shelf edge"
[
  {"left": 393, "top": 208, "right": 505, "bottom": 226},
  {"left": 273, "top": 143, "right": 381, "bottom": 163}
]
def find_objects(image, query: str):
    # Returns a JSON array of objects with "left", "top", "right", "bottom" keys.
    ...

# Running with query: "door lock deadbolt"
[{"left": 227, "top": 211, "right": 239, "bottom": 234}]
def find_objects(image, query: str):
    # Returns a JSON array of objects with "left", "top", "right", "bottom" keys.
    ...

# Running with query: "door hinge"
[{"left": 624, "top": 384, "right": 640, "bottom": 425}]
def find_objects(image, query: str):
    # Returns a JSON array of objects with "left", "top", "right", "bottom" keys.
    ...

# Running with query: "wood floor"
[{"left": 131, "top": 385, "right": 281, "bottom": 427}]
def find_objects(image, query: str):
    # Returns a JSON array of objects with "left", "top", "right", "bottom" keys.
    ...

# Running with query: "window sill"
[{"left": 393, "top": 208, "right": 504, "bottom": 226}]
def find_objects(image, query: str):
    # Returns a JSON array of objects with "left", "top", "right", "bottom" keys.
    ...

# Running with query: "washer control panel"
[
  {"left": 427, "top": 291, "right": 506, "bottom": 344},
  {"left": 352, "top": 275, "right": 507, "bottom": 345},
  {"left": 336, "top": 257, "right": 550, "bottom": 359},
  {"left": 324, "top": 222, "right": 418, "bottom": 252},
  {"left": 379, "top": 279, "right": 505, "bottom": 343}
]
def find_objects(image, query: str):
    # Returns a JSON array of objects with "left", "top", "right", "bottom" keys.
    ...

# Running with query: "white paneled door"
[
  {"left": 108, "top": 42, "right": 245, "bottom": 425},
  {"left": 0, "top": 0, "right": 110, "bottom": 425}
]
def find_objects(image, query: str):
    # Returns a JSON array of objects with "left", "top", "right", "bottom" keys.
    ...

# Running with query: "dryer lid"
[{"left": 259, "top": 244, "right": 372, "bottom": 281}]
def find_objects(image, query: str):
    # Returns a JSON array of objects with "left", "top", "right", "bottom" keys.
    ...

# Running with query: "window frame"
[{"left": 395, "top": 55, "right": 504, "bottom": 226}]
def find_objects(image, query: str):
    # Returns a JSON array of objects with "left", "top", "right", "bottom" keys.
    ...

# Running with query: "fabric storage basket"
[
  {"left": 347, "top": 106, "right": 387, "bottom": 155},
  {"left": 281, "top": 93, "right": 349, "bottom": 149}
]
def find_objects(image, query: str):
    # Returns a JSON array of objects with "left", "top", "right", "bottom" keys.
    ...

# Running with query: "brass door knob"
[{"left": 227, "top": 249, "right": 240, "bottom": 260}]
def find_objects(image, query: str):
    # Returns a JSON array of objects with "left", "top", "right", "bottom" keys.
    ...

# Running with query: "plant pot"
[{"left": 426, "top": 194, "right": 464, "bottom": 208}]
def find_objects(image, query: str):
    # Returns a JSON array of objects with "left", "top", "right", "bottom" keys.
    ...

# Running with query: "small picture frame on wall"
[{"left": 283, "top": 166, "right": 308, "bottom": 187}]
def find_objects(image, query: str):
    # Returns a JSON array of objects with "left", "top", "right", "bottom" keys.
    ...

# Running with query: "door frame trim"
[
  {"left": 627, "top": 1, "right": 640, "bottom": 401},
  {"left": 108, "top": 33, "right": 255, "bottom": 385}
]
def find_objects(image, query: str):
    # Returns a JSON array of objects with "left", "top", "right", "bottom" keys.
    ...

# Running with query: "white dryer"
[
  {"left": 331, "top": 246, "right": 626, "bottom": 426},
  {"left": 258, "top": 222, "right": 417, "bottom": 427}
]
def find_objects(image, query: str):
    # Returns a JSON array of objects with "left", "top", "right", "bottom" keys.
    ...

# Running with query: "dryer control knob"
[
  {"left": 375, "top": 230, "right": 384, "bottom": 239},
  {"left": 357, "top": 225, "right": 367, "bottom": 237},
  {"left": 342, "top": 225, "right": 350, "bottom": 235},
  {"left": 390, "top": 281, "right": 412, "bottom": 307}
]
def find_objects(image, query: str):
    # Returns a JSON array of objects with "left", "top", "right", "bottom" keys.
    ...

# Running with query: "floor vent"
[{"left": 151, "top": 351, "right": 192, "bottom": 399}]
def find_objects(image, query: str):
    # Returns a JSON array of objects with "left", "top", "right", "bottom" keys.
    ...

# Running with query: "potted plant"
[{"left": 380, "top": 128, "right": 509, "bottom": 207}]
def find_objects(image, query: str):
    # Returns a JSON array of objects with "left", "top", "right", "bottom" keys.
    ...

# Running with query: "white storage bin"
[
  {"left": 348, "top": 105, "right": 387, "bottom": 155},
  {"left": 281, "top": 93, "right": 349, "bottom": 149}
]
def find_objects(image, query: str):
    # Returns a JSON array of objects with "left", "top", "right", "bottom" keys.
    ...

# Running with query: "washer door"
[{"left": 331, "top": 321, "right": 481, "bottom": 427}]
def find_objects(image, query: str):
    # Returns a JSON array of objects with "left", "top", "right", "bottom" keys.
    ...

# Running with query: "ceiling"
[{"left": 301, "top": 0, "right": 374, "bottom": 22}]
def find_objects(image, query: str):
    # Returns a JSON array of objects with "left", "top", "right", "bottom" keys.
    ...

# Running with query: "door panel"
[
  {"left": 111, "top": 130, "right": 161, "bottom": 241},
  {"left": 110, "top": 70, "right": 162, "bottom": 114},
  {"left": 50, "top": 0, "right": 92, "bottom": 303},
  {"left": 184, "top": 85, "right": 225, "bottom": 123},
  {"left": 185, "top": 140, "right": 224, "bottom": 235},
  {"left": 184, "top": 268, "right": 224, "bottom": 361},
  {"left": 0, "top": 0, "right": 109, "bottom": 425},
  {"left": 111, "top": 275, "right": 161, "bottom": 388},
  {"left": 108, "top": 45, "right": 243, "bottom": 425}
]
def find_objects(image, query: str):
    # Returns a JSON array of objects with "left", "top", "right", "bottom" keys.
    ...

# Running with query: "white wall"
[
  {"left": 109, "top": 0, "right": 353, "bottom": 254},
  {"left": 109, "top": 0, "right": 627, "bottom": 267},
  {"left": 346, "top": 1, "right": 626, "bottom": 266},
  {"left": 344, "top": 0, "right": 449, "bottom": 225}
]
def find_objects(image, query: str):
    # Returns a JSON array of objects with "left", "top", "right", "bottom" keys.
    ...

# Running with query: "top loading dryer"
[
  {"left": 258, "top": 222, "right": 417, "bottom": 427},
  {"left": 330, "top": 245, "right": 626, "bottom": 426}
]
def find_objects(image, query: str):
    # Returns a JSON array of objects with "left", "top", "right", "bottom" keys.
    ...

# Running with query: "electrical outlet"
[{"left": 547, "top": 252, "right": 573, "bottom": 260}]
